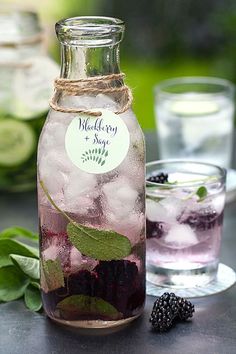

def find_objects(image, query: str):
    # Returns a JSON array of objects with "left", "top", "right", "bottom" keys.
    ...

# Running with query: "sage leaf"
[
  {"left": 0, "top": 226, "right": 38, "bottom": 240},
  {"left": 56, "top": 295, "right": 123, "bottom": 321},
  {"left": 40, "top": 180, "right": 132, "bottom": 261},
  {"left": 24, "top": 284, "right": 42, "bottom": 312},
  {"left": 0, "top": 239, "right": 39, "bottom": 268},
  {"left": 10, "top": 254, "right": 40, "bottom": 280},
  {"left": 196, "top": 186, "right": 208, "bottom": 201},
  {"left": 67, "top": 222, "right": 132, "bottom": 261},
  {"left": 30, "top": 281, "right": 40, "bottom": 289},
  {"left": 0, "top": 266, "right": 29, "bottom": 302},
  {"left": 41, "top": 258, "right": 65, "bottom": 292}
]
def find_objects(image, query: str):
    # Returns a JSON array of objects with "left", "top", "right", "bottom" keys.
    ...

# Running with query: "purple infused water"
[
  {"left": 146, "top": 169, "right": 226, "bottom": 288},
  {"left": 39, "top": 207, "right": 145, "bottom": 325},
  {"left": 37, "top": 16, "right": 146, "bottom": 328}
]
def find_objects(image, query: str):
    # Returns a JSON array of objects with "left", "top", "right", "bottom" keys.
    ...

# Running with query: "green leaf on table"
[
  {"left": 41, "top": 258, "right": 65, "bottom": 292},
  {"left": 0, "top": 226, "right": 38, "bottom": 240},
  {"left": 67, "top": 222, "right": 132, "bottom": 261},
  {"left": 10, "top": 254, "right": 40, "bottom": 280},
  {"left": 24, "top": 284, "right": 42, "bottom": 312},
  {"left": 0, "top": 266, "right": 29, "bottom": 302},
  {"left": 196, "top": 186, "right": 208, "bottom": 201},
  {"left": 30, "top": 281, "right": 40, "bottom": 289},
  {"left": 0, "top": 239, "right": 39, "bottom": 268},
  {"left": 56, "top": 295, "right": 123, "bottom": 321}
]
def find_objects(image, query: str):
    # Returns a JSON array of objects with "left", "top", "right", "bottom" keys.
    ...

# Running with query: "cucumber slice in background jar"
[{"left": 0, "top": 119, "right": 36, "bottom": 166}]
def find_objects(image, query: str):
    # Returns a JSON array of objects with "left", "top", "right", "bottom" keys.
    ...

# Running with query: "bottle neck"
[{"left": 60, "top": 44, "right": 121, "bottom": 79}]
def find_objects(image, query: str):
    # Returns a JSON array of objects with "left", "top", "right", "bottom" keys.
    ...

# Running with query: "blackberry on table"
[
  {"left": 149, "top": 292, "right": 179, "bottom": 331},
  {"left": 147, "top": 172, "right": 169, "bottom": 184},
  {"left": 150, "top": 292, "right": 195, "bottom": 332},
  {"left": 177, "top": 297, "right": 195, "bottom": 320}
]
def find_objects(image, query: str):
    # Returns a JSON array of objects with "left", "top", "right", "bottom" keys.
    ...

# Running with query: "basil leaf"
[
  {"left": 0, "top": 266, "right": 29, "bottom": 302},
  {"left": 0, "top": 239, "right": 39, "bottom": 268},
  {"left": 196, "top": 186, "right": 208, "bottom": 201},
  {"left": 24, "top": 284, "right": 42, "bottom": 312},
  {"left": 56, "top": 295, "right": 122, "bottom": 321},
  {"left": 0, "top": 226, "right": 38, "bottom": 240},
  {"left": 67, "top": 222, "right": 132, "bottom": 261},
  {"left": 41, "top": 258, "right": 65, "bottom": 292},
  {"left": 10, "top": 254, "right": 40, "bottom": 280}
]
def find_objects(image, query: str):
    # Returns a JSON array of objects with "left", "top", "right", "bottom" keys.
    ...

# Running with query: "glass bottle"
[
  {"left": 38, "top": 17, "right": 145, "bottom": 328},
  {"left": 0, "top": 8, "right": 59, "bottom": 191}
]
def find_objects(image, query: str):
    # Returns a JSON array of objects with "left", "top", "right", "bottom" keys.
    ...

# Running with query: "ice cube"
[
  {"left": 159, "top": 196, "right": 187, "bottom": 219},
  {"left": 116, "top": 148, "right": 145, "bottom": 191},
  {"left": 105, "top": 211, "right": 145, "bottom": 246},
  {"left": 146, "top": 199, "right": 173, "bottom": 223},
  {"left": 164, "top": 224, "right": 198, "bottom": 249},
  {"left": 211, "top": 194, "right": 225, "bottom": 214},
  {"left": 63, "top": 171, "right": 98, "bottom": 212},
  {"left": 42, "top": 244, "right": 59, "bottom": 261},
  {"left": 102, "top": 176, "right": 138, "bottom": 217},
  {"left": 70, "top": 247, "right": 98, "bottom": 273},
  {"left": 146, "top": 197, "right": 185, "bottom": 224}
]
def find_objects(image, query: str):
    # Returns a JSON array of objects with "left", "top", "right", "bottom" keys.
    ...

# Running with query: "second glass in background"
[
  {"left": 146, "top": 160, "right": 226, "bottom": 288},
  {"left": 154, "top": 77, "right": 235, "bottom": 169}
]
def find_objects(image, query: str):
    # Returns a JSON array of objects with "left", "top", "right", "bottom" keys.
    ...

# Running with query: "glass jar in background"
[
  {"left": 0, "top": 8, "right": 59, "bottom": 192},
  {"left": 154, "top": 77, "right": 235, "bottom": 169}
]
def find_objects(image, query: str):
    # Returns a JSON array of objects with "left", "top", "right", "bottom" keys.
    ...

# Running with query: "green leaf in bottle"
[
  {"left": 56, "top": 295, "right": 123, "bottom": 321},
  {"left": 67, "top": 222, "right": 131, "bottom": 261},
  {"left": 41, "top": 258, "right": 65, "bottom": 292},
  {"left": 40, "top": 180, "right": 132, "bottom": 261}
]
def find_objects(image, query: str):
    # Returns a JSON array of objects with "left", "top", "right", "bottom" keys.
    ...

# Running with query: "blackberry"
[
  {"left": 179, "top": 209, "right": 221, "bottom": 231},
  {"left": 94, "top": 260, "right": 140, "bottom": 313},
  {"left": 150, "top": 292, "right": 194, "bottom": 332},
  {"left": 177, "top": 297, "right": 195, "bottom": 320},
  {"left": 146, "top": 219, "right": 165, "bottom": 239},
  {"left": 147, "top": 172, "right": 168, "bottom": 184},
  {"left": 68, "top": 270, "right": 97, "bottom": 297},
  {"left": 150, "top": 292, "right": 179, "bottom": 331}
]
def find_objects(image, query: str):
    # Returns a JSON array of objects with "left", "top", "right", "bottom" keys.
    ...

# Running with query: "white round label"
[{"left": 65, "top": 109, "right": 130, "bottom": 174}]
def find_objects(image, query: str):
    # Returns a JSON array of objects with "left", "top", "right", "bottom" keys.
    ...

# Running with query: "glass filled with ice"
[
  {"left": 146, "top": 160, "right": 226, "bottom": 288},
  {"left": 154, "top": 77, "right": 234, "bottom": 168}
]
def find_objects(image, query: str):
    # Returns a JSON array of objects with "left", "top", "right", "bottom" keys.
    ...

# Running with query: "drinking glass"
[
  {"left": 154, "top": 77, "right": 235, "bottom": 168},
  {"left": 146, "top": 160, "right": 226, "bottom": 288}
]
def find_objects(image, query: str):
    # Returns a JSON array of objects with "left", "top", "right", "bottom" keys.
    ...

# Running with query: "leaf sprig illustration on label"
[
  {"left": 40, "top": 180, "right": 132, "bottom": 261},
  {"left": 81, "top": 148, "right": 108, "bottom": 166},
  {"left": 56, "top": 294, "right": 123, "bottom": 321}
]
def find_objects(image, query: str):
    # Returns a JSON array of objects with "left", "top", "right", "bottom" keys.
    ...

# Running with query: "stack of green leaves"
[{"left": 0, "top": 226, "right": 42, "bottom": 312}]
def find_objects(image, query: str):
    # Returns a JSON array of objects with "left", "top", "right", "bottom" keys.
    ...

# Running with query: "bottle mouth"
[{"left": 56, "top": 16, "right": 125, "bottom": 47}]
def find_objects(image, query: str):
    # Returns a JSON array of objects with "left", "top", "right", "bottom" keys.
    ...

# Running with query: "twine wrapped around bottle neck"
[{"left": 49, "top": 73, "right": 133, "bottom": 116}]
